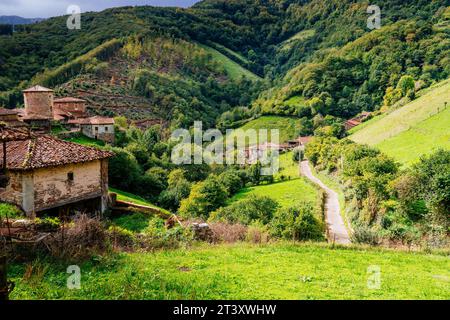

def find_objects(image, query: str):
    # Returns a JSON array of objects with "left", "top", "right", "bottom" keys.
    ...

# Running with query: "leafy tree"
[
  {"left": 210, "top": 195, "right": 278, "bottom": 225},
  {"left": 178, "top": 175, "right": 228, "bottom": 219},
  {"left": 270, "top": 202, "right": 324, "bottom": 241}
]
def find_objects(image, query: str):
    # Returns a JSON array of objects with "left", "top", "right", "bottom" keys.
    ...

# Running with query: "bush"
[
  {"left": 0, "top": 203, "right": 23, "bottom": 219},
  {"left": 351, "top": 225, "right": 380, "bottom": 245},
  {"left": 246, "top": 221, "right": 270, "bottom": 244},
  {"left": 108, "top": 225, "right": 135, "bottom": 248},
  {"left": 270, "top": 202, "right": 324, "bottom": 241},
  {"left": 178, "top": 175, "right": 228, "bottom": 219},
  {"left": 209, "top": 195, "right": 279, "bottom": 225},
  {"left": 43, "top": 214, "right": 107, "bottom": 260},
  {"left": 209, "top": 222, "right": 247, "bottom": 243}
]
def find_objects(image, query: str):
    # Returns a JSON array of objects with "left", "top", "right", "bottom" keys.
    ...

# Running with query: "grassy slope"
[
  {"left": 198, "top": 44, "right": 261, "bottom": 81},
  {"left": 63, "top": 134, "right": 106, "bottom": 147},
  {"left": 109, "top": 188, "right": 169, "bottom": 213},
  {"left": 349, "top": 80, "right": 450, "bottom": 165},
  {"left": 236, "top": 115, "right": 301, "bottom": 144},
  {"left": 9, "top": 243, "right": 450, "bottom": 300},
  {"left": 231, "top": 178, "right": 318, "bottom": 209},
  {"left": 274, "top": 151, "right": 299, "bottom": 181}
]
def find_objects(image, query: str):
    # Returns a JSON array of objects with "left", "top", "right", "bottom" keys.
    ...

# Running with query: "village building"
[
  {"left": 344, "top": 111, "right": 372, "bottom": 131},
  {"left": 287, "top": 136, "right": 313, "bottom": 149},
  {"left": 0, "top": 108, "right": 27, "bottom": 128},
  {"left": 22, "top": 85, "right": 54, "bottom": 132},
  {"left": 53, "top": 97, "right": 87, "bottom": 122},
  {"left": 68, "top": 116, "right": 115, "bottom": 144},
  {"left": 0, "top": 133, "right": 114, "bottom": 218},
  {"left": 244, "top": 142, "right": 289, "bottom": 164}
]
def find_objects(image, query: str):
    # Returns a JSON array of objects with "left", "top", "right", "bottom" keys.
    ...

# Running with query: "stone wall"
[
  {"left": 32, "top": 160, "right": 103, "bottom": 212},
  {"left": 0, "top": 171, "right": 24, "bottom": 207},
  {"left": 23, "top": 91, "right": 53, "bottom": 119}
]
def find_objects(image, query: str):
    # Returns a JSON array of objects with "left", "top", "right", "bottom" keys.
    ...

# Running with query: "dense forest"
[{"left": 0, "top": 0, "right": 448, "bottom": 129}]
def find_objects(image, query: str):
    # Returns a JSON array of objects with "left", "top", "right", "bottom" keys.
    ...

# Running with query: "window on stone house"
[
  {"left": 67, "top": 172, "right": 74, "bottom": 182},
  {"left": 105, "top": 126, "right": 108, "bottom": 132}
]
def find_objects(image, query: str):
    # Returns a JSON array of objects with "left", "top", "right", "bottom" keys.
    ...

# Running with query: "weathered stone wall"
[
  {"left": 33, "top": 160, "right": 103, "bottom": 212},
  {"left": 0, "top": 171, "right": 24, "bottom": 207},
  {"left": 23, "top": 91, "right": 53, "bottom": 119}
]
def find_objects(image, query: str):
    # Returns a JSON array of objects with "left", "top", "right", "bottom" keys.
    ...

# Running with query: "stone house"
[
  {"left": 0, "top": 108, "right": 26, "bottom": 128},
  {"left": 22, "top": 85, "right": 54, "bottom": 132},
  {"left": 68, "top": 116, "right": 115, "bottom": 144},
  {"left": 53, "top": 97, "right": 87, "bottom": 122},
  {"left": 0, "top": 134, "right": 114, "bottom": 218}
]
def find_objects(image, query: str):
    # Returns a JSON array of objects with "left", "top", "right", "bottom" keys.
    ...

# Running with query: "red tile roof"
[
  {"left": 53, "top": 97, "right": 86, "bottom": 103},
  {"left": 0, "top": 108, "right": 20, "bottom": 116},
  {"left": 22, "top": 85, "right": 53, "bottom": 92},
  {"left": 0, "top": 126, "right": 33, "bottom": 142},
  {"left": 0, "top": 135, "right": 114, "bottom": 170},
  {"left": 68, "top": 116, "right": 115, "bottom": 125}
]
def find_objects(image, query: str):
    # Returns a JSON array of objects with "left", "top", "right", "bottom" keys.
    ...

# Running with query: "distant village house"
[{"left": 68, "top": 116, "right": 115, "bottom": 144}]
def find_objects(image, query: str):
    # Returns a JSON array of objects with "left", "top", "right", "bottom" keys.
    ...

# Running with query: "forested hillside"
[{"left": 0, "top": 0, "right": 448, "bottom": 128}]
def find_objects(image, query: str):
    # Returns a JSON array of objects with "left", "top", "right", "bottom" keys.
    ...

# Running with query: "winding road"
[{"left": 300, "top": 160, "right": 351, "bottom": 244}]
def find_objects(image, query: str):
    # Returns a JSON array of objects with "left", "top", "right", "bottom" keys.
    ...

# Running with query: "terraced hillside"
[{"left": 349, "top": 80, "right": 450, "bottom": 165}]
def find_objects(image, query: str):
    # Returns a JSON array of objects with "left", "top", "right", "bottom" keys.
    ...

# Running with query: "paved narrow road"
[{"left": 300, "top": 160, "right": 351, "bottom": 244}]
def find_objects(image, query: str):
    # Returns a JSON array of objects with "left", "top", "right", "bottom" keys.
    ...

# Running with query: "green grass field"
[
  {"left": 236, "top": 115, "right": 301, "bottom": 144},
  {"left": 231, "top": 178, "right": 318, "bottom": 209},
  {"left": 349, "top": 80, "right": 450, "bottom": 165},
  {"left": 9, "top": 243, "right": 450, "bottom": 300},
  {"left": 199, "top": 44, "right": 261, "bottom": 81},
  {"left": 64, "top": 134, "right": 106, "bottom": 147},
  {"left": 274, "top": 151, "right": 300, "bottom": 181},
  {"left": 109, "top": 188, "right": 169, "bottom": 214}
]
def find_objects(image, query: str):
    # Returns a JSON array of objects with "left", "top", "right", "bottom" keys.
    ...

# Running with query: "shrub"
[
  {"left": 246, "top": 221, "right": 270, "bottom": 244},
  {"left": 209, "top": 195, "right": 279, "bottom": 225},
  {"left": 0, "top": 203, "right": 23, "bottom": 219},
  {"left": 43, "top": 214, "right": 107, "bottom": 260},
  {"left": 270, "top": 202, "right": 324, "bottom": 241},
  {"left": 178, "top": 175, "right": 228, "bottom": 219},
  {"left": 108, "top": 225, "right": 135, "bottom": 248},
  {"left": 209, "top": 222, "right": 247, "bottom": 243},
  {"left": 351, "top": 225, "right": 380, "bottom": 245}
]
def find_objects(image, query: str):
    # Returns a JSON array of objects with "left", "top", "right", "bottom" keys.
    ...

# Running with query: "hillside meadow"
[
  {"left": 350, "top": 80, "right": 450, "bottom": 165},
  {"left": 9, "top": 243, "right": 450, "bottom": 300}
]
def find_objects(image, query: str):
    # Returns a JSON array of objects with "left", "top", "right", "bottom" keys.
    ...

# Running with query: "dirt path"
[{"left": 300, "top": 160, "right": 351, "bottom": 244}]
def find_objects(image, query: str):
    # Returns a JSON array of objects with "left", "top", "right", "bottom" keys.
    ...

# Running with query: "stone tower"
[{"left": 22, "top": 85, "right": 54, "bottom": 120}]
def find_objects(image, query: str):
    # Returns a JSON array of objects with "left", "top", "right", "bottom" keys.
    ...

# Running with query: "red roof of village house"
[
  {"left": 345, "top": 119, "right": 361, "bottom": 126},
  {"left": 53, "top": 97, "right": 86, "bottom": 103},
  {"left": 0, "top": 135, "right": 114, "bottom": 170},
  {"left": 68, "top": 116, "right": 115, "bottom": 125},
  {"left": 0, "top": 126, "right": 33, "bottom": 142},
  {"left": 22, "top": 85, "right": 53, "bottom": 92},
  {"left": 0, "top": 108, "right": 20, "bottom": 116},
  {"left": 297, "top": 136, "right": 312, "bottom": 144}
]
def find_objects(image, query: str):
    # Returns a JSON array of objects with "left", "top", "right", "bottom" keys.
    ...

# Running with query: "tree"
[
  {"left": 178, "top": 175, "right": 228, "bottom": 219},
  {"left": 396, "top": 75, "right": 415, "bottom": 98},
  {"left": 270, "top": 202, "right": 324, "bottom": 241},
  {"left": 210, "top": 195, "right": 278, "bottom": 225}
]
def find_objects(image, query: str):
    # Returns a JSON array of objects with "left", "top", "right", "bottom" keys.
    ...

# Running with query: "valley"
[{"left": 0, "top": 0, "right": 449, "bottom": 302}]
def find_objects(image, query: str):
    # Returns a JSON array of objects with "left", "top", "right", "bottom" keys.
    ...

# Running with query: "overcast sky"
[{"left": 0, "top": 0, "right": 200, "bottom": 18}]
